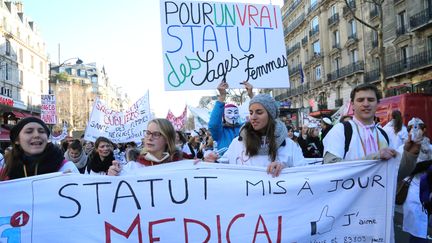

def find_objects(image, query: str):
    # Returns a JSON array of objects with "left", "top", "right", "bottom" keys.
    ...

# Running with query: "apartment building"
[
  {"left": 0, "top": 1, "right": 48, "bottom": 141},
  {"left": 275, "top": 0, "right": 432, "bottom": 114}
]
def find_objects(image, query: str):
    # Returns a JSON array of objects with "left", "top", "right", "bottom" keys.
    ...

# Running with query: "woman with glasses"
[
  {"left": 85, "top": 136, "right": 115, "bottom": 175},
  {"left": 108, "top": 118, "right": 188, "bottom": 176}
]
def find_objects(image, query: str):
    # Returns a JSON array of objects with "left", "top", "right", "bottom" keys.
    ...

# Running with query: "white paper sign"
[
  {"left": 41, "top": 94, "right": 57, "bottom": 124},
  {"left": 84, "top": 92, "right": 150, "bottom": 143},
  {"left": 160, "top": 0, "right": 290, "bottom": 91},
  {"left": 0, "top": 159, "right": 399, "bottom": 242}
]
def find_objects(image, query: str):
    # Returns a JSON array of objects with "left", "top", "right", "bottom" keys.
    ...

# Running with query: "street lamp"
[{"left": 48, "top": 57, "right": 83, "bottom": 94}]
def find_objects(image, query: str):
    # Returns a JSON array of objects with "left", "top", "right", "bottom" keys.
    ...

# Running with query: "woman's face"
[
  {"left": 96, "top": 141, "right": 112, "bottom": 159},
  {"left": 145, "top": 122, "right": 167, "bottom": 155},
  {"left": 288, "top": 128, "right": 294, "bottom": 138},
  {"left": 249, "top": 103, "right": 269, "bottom": 132},
  {"left": 313, "top": 128, "right": 320, "bottom": 137},
  {"left": 16, "top": 122, "right": 48, "bottom": 156}
]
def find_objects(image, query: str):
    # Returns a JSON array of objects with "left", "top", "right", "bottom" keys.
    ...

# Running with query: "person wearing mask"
[
  {"left": 401, "top": 118, "right": 432, "bottom": 242},
  {"left": 64, "top": 139, "right": 88, "bottom": 173},
  {"left": 0, "top": 117, "right": 78, "bottom": 180},
  {"left": 108, "top": 118, "right": 189, "bottom": 176},
  {"left": 203, "top": 94, "right": 307, "bottom": 177},
  {"left": 383, "top": 110, "right": 408, "bottom": 150},
  {"left": 85, "top": 137, "right": 115, "bottom": 175},
  {"left": 208, "top": 80, "right": 253, "bottom": 154}
]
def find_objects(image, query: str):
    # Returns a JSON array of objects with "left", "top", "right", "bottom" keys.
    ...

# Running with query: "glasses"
[{"left": 144, "top": 130, "right": 162, "bottom": 139}]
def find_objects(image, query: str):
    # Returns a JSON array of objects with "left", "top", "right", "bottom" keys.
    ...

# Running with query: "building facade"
[
  {"left": 274, "top": 0, "right": 432, "bottom": 114},
  {"left": 50, "top": 62, "right": 129, "bottom": 136},
  {"left": 0, "top": 1, "right": 48, "bottom": 142}
]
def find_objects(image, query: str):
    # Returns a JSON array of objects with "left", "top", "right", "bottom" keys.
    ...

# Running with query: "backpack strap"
[
  {"left": 343, "top": 121, "right": 353, "bottom": 159},
  {"left": 376, "top": 127, "right": 390, "bottom": 145}
]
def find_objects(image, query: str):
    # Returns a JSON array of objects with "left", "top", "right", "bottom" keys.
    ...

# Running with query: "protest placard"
[
  {"left": 84, "top": 92, "right": 150, "bottom": 143},
  {"left": 0, "top": 159, "right": 398, "bottom": 242},
  {"left": 160, "top": 0, "right": 289, "bottom": 91},
  {"left": 41, "top": 94, "right": 57, "bottom": 124}
]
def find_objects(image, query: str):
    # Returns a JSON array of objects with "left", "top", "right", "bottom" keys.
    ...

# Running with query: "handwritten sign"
[
  {"left": 41, "top": 94, "right": 57, "bottom": 124},
  {"left": 84, "top": 92, "right": 150, "bottom": 143},
  {"left": 0, "top": 159, "right": 398, "bottom": 242},
  {"left": 160, "top": 0, "right": 289, "bottom": 90}
]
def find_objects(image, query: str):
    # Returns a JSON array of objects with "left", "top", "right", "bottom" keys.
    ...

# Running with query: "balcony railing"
[
  {"left": 301, "top": 36, "right": 308, "bottom": 46},
  {"left": 288, "top": 64, "right": 301, "bottom": 76},
  {"left": 308, "top": 1, "right": 320, "bottom": 14},
  {"left": 410, "top": 8, "right": 432, "bottom": 30},
  {"left": 364, "top": 49, "right": 432, "bottom": 83},
  {"left": 364, "top": 69, "right": 380, "bottom": 83},
  {"left": 343, "top": 0, "right": 356, "bottom": 15},
  {"left": 284, "top": 13, "right": 305, "bottom": 36},
  {"left": 335, "top": 98, "right": 343, "bottom": 107},
  {"left": 348, "top": 33, "right": 358, "bottom": 41},
  {"left": 332, "top": 43, "right": 341, "bottom": 49},
  {"left": 387, "top": 50, "right": 432, "bottom": 77},
  {"left": 396, "top": 25, "right": 407, "bottom": 36},
  {"left": 283, "top": 0, "right": 302, "bottom": 20},
  {"left": 328, "top": 13, "right": 339, "bottom": 27},
  {"left": 311, "top": 79, "right": 323, "bottom": 88},
  {"left": 369, "top": 7, "right": 379, "bottom": 19},
  {"left": 287, "top": 42, "right": 301, "bottom": 56},
  {"left": 327, "top": 60, "right": 364, "bottom": 82},
  {"left": 287, "top": 82, "right": 311, "bottom": 97},
  {"left": 309, "top": 26, "right": 320, "bottom": 37}
]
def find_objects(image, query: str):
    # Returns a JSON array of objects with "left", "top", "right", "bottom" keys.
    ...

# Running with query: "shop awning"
[
  {"left": 0, "top": 127, "right": 10, "bottom": 141},
  {"left": 12, "top": 111, "right": 26, "bottom": 119},
  {"left": 309, "top": 109, "right": 336, "bottom": 118}
]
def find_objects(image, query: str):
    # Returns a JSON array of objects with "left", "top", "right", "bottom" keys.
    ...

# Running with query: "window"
[
  {"left": 334, "top": 57, "right": 340, "bottom": 73},
  {"left": 19, "top": 70, "right": 23, "bottom": 83},
  {"left": 39, "top": 61, "right": 43, "bottom": 74},
  {"left": 428, "top": 36, "right": 432, "bottom": 53},
  {"left": 19, "top": 49, "right": 23, "bottom": 63},
  {"left": 333, "top": 30, "right": 340, "bottom": 47},
  {"left": 31, "top": 55, "right": 34, "bottom": 69},
  {"left": 5, "top": 63, "right": 9, "bottom": 80},
  {"left": 349, "top": 19, "right": 357, "bottom": 37},
  {"left": 351, "top": 49, "right": 358, "bottom": 63},
  {"left": 311, "top": 16, "right": 319, "bottom": 30},
  {"left": 313, "top": 40, "right": 320, "bottom": 54},
  {"left": 331, "top": 4, "right": 337, "bottom": 16},
  {"left": 397, "top": 11, "right": 406, "bottom": 34},
  {"left": 372, "top": 29, "right": 378, "bottom": 47},
  {"left": 401, "top": 46, "right": 408, "bottom": 67},
  {"left": 336, "top": 86, "right": 341, "bottom": 100},
  {"left": 5, "top": 40, "right": 11, "bottom": 56},
  {"left": 315, "top": 65, "right": 322, "bottom": 80}
]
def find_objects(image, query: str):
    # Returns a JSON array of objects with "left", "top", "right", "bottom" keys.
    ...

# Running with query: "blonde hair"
[{"left": 142, "top": 118, "right": 177, "bottom": 157}]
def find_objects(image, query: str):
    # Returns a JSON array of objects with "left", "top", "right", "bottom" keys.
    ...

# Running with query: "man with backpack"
[{"left": 323, "top": 84, "right": 420, "bottom": 180}]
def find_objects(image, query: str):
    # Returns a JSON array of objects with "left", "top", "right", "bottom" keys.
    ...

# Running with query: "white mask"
[{"left": 224, "top": 107, "right": 239, "bottom": 124}]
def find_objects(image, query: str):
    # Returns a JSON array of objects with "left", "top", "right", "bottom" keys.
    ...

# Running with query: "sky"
[{"left": 21, "top": 0, "right": 283, "bottom": 117}]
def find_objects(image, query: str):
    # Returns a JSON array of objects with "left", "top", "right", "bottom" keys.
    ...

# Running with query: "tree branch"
[{"left": 343, "top": 0, "right": 377, "bottom": 31}]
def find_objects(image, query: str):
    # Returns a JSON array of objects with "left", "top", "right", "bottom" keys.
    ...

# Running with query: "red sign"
[{"left": 0, "top": 95, "right": 13, "bottom": 106}]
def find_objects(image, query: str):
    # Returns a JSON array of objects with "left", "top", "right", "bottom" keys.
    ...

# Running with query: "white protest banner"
[
  {"left": 160, "top": 0, "right": 289, "bottom": 91},
  {"left": 0, "top": 159, "right": 398, "bottom": 242},
  {"left": 84, "top": 92, "right": 150, "bottom": 143},
  {"left": 40, "top": 94, "right": 57, "bottom": 124}
]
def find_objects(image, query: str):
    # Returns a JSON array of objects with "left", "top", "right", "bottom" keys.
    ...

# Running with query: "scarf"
[
  {"left": 353, "top": 117, "right": 378, "bottom": 155},
  {"left": 86, "top": 152, "right": 114, "bottom": 173},
  {"left": 8, "top": 143, "right": 64, "bottom": 180},
  {"left": 240, "top": 119, "right": 288, "bottom": 156},
  {"left": 64, "top": 150, "right": 88, "bottom": 169}
]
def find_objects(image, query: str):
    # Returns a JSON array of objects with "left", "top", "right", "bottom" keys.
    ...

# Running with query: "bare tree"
[{"left": 343, "top": 0, "right": 387, "bottom": 97}]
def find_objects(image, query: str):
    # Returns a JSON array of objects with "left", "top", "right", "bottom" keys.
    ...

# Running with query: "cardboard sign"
[{"left": 160, "top": 0, "right": 289, "bottom": 90}]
